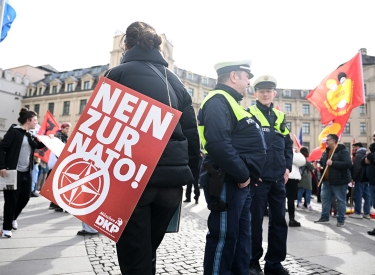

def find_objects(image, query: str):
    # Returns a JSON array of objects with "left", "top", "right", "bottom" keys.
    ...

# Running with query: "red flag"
[
  {"left": 307, "top": 147, "right": 323, "bottom": 161},
  {"left": 317, "top": 111, "right": 351, "bottom": 150},
  {"left": 34, "top": 110, "right": 59, "bottom": 163},
  {"left": 306, "top": 52, "right": 365, "bottom": 124}
]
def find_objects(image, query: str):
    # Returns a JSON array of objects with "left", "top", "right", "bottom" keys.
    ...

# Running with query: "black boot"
[{"left": 289, "top": 219, "right": 301, "bottom": 227}]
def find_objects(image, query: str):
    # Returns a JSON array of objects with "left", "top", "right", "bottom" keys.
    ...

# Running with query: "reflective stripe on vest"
[
  {"left": 198, "top": 90, "right": 253, "bottom": 154},
  {"left": 248, "top": 105, "right": 289, "bottom": 136}
]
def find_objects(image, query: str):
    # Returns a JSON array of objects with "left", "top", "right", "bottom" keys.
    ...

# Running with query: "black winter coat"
[
  {"left": 197, "top": 84, "right": 266, "bottom": 184},
  {"left": 0, "top": 125, "right": 45, "bottom": 172},
  {"left": 319, "top": 144, "right": 352, "bottom": 185},
  {"left": 365, "top": 152, "right": 375, "bottom": 185},
  {"left": 106, "top": 46, "right": 200, "bottom": 187},
  {"left": 55, "top": 130, "right": 68, "bottom": 144},
  {"left": 351, "top": 147, "right": 367, "bottom": 182}
]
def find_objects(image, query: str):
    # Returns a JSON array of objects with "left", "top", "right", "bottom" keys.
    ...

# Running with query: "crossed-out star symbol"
[{"left": 59, "top": 161, "right": 103, "bottom": 206}]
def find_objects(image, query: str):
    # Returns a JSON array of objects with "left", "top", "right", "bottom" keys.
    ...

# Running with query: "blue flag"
[
  {"left": 299, "top": 127, "right": 303, "bottom": 146},
  {"left": 1, "top": 1, "right": 17, "bottom": 42}
]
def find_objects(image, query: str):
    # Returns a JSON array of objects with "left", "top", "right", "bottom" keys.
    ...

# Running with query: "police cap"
[
  {"left": 253, "top": 75, "right": 277, "bottom": 90},
  {"left": 214, "top": 59, "right": 253, "bottom": 78}
]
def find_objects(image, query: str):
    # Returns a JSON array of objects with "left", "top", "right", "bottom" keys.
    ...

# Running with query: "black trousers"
[
  {"left": 184, "top": 168, "right": 200, "bottom": 201},
  {"left": 3, "top": 171, "right": 31, "bottom": 230},
  {"left": 116, "top": 186, "right": 182, "bottom": 275},
  {"left": 250, "top": 179, "right": 288, "bottom": 271},
  {"left": 285, "top": 179, "right": 299, "bottom": 220}
]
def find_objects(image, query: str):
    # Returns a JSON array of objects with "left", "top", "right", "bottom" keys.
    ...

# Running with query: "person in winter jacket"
[
  {"left": 297, "top": 147, "right": 315, "bottom": 210},
  {"left": 365, "top": 143, "right": 375, "bottom": 236},
  {"left": 0, "top": 108, "right": 45, "bottom": 238},
  {"left": 105, "top": 21, "right": 200, "bottom": 275},
  {"left": 286, "top": 145, "right": 305, "bottom": 227},
  {"left": 349, "top": 142, "right": 371, "bottom": 219},
  {"left": 315, "top": 134, "right": 352, "bottom": 227}
]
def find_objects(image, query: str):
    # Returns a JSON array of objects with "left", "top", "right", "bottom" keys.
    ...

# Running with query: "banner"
[
  {"left": 34, "top": 110, "right": 59, "bottom": 163},
  {"left": 40, "top": 77, "right": 181, "bottom": 242},
  {"left": 317, "top": 111, "right": 351, "bottom": 150},
  {"left": 306, "top": 52, "right": 365, "bottom": 124}
]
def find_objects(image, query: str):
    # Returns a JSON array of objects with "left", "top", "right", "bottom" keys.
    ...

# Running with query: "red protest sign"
[{"left": 40, "top": 77, "right": 181, "bottom": 242}]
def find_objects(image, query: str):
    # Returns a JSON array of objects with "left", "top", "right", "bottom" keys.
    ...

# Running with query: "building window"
[
  {"left": 48, "top": 102, "right": 54, "bottom": 115},
  {"left": 187, "top": 73, "right": 192, "bottom": 80},
  {"left": 84, "top": 81, "right": 90, "bottom": 90},
  {"left": 302, "top": 104, "right": 310, "bottom": 114},
  {"left": 286, "top": 122, "right": 292, "bottom": 132},
  {"left": 34, "top": 104, "right": 40, "bottom": 115},
  {"left": 79, "top": 99, "right": 87, "bottom": 114},
  {"left": 91, "top": 67, "right": 101, "bottom": 74},
  {"left": 74, "top": 70, "right": 82, "bottom": 77},
  {"left": 67, "top": 83, "right": 73, "bottom": 92},
  {"left": 60, "top": 72, "right": 68, "bottom": 79},
  {"left": 301, "top": 90, "right": 309, "bottom": 97},
  {"left": 24, "top": 105, "right": 30, "bottom": 110},
  {"left": 343, "top": 122, "right": 350, "bottom": 134},
  {"left": 187, "top": 88, "right": 194, "bottom": 97},
  {"left": 202, "top": 78, "right": 207, "bottom": 85},
  {"left": 63, "top": 101, "right": 70, "bottom": 115},
  {"left": 38, "top": 87, "right": 42, "bottom": 95},
  {"left": 52, "top": 86, "right": 57, "bottom": 94},
  {"left": 28, "top": 89, "right": 32, "bottom": 96},
  {"left": 302, "top": 122, "right": 310, "bottom": 134},
  {"left": 285, "top": 103, "right": 292, "bottom": 112},
  {"left": 283, "top": 90, "right": 291, "bottom": 97},
  {"left": 203, "top": 92, "right": 208, "bottom": 98},
  {"left": 359, "top": 104, "right": 365, "bottom": 115},
  {"left": 360, "top": 122, "right": 366, "bottom": 134},
  {"left": 302, "top": 142, "right": 310, "bottom": 150}
]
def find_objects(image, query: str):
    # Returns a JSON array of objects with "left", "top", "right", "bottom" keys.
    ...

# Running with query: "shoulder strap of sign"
[{"left": 140, "top": 61, "right": 179, "bottom": 111}]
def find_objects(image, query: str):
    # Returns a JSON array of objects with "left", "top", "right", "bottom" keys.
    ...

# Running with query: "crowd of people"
[{"left": 1, "top": 20, "right": 375, "bottom": 275}]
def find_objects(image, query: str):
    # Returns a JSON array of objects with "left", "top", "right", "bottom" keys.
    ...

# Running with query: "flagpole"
[
  {"left": 359, "top": 51, "right": 370, "bottom": 146},
  {"left": 0, "top": 0, "right": 6, "bottom": 39}
]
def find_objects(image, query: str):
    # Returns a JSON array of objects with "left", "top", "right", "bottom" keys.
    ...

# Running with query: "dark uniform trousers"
[
  {"left": 3, "top": 171, "right": 31, "bottom": 230},
  {"left": 116, "top": 186, "right": 182, "bottom": 275},
  {"left": 203, "top": 181, "right": 251, "bottom": 275},
  {"left": 250, "top": 179, "right": 288, "bottom": 270}
]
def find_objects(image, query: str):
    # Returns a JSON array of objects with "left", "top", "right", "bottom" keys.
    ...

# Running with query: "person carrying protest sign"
[{"left": 105, "top": 21, "right": 200, "bottom": 275}]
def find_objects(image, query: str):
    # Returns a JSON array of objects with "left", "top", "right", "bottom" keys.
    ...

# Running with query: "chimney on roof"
[{"left": 360, "top": 48, "right": 367, "bottom": 55}]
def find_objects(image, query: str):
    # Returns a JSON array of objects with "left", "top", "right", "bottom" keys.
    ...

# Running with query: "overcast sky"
[{"left": 1, "top": 0, "right": 374, "bottom": 90}]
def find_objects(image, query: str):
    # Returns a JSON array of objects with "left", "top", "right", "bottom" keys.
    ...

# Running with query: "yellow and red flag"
[
  {"left": 306, "top": 52, "right": 365, "bottom": 124},
  {"left": 34, "top": 110, "right": 59, "bottom": 163}
]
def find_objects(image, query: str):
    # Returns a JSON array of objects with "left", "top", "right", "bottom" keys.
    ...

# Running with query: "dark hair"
[
  {"left": 122, "top": 22, "right": 162, "bottom": 52},
  {"left": 338, "top": 72, "right": 347, "bottom": 81},
  {"left": 327, "top": 134, "right": 339, "bottom": 143},
  {"left": 300, "top": 147, "right": 309, "bottom": 158},
  {"left": 18, "top": 108, "right": 37, "bottom": 125}
]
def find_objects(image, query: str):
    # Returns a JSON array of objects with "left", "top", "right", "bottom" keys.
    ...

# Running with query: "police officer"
[
  {"left": 248, "top": 75, "right": 293, "bottom": 275},
  {"left": 198, "top": 60, "right": 267, "bottom": 275}
]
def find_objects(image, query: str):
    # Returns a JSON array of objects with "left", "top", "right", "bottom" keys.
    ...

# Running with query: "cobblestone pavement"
[{"left": 84, "top": 210, "right": 343, "bottom": 275}]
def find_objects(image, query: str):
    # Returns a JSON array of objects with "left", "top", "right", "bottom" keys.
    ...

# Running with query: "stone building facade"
[{"left": 19, "top": 34, "right": 375, "bottom": 151}]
